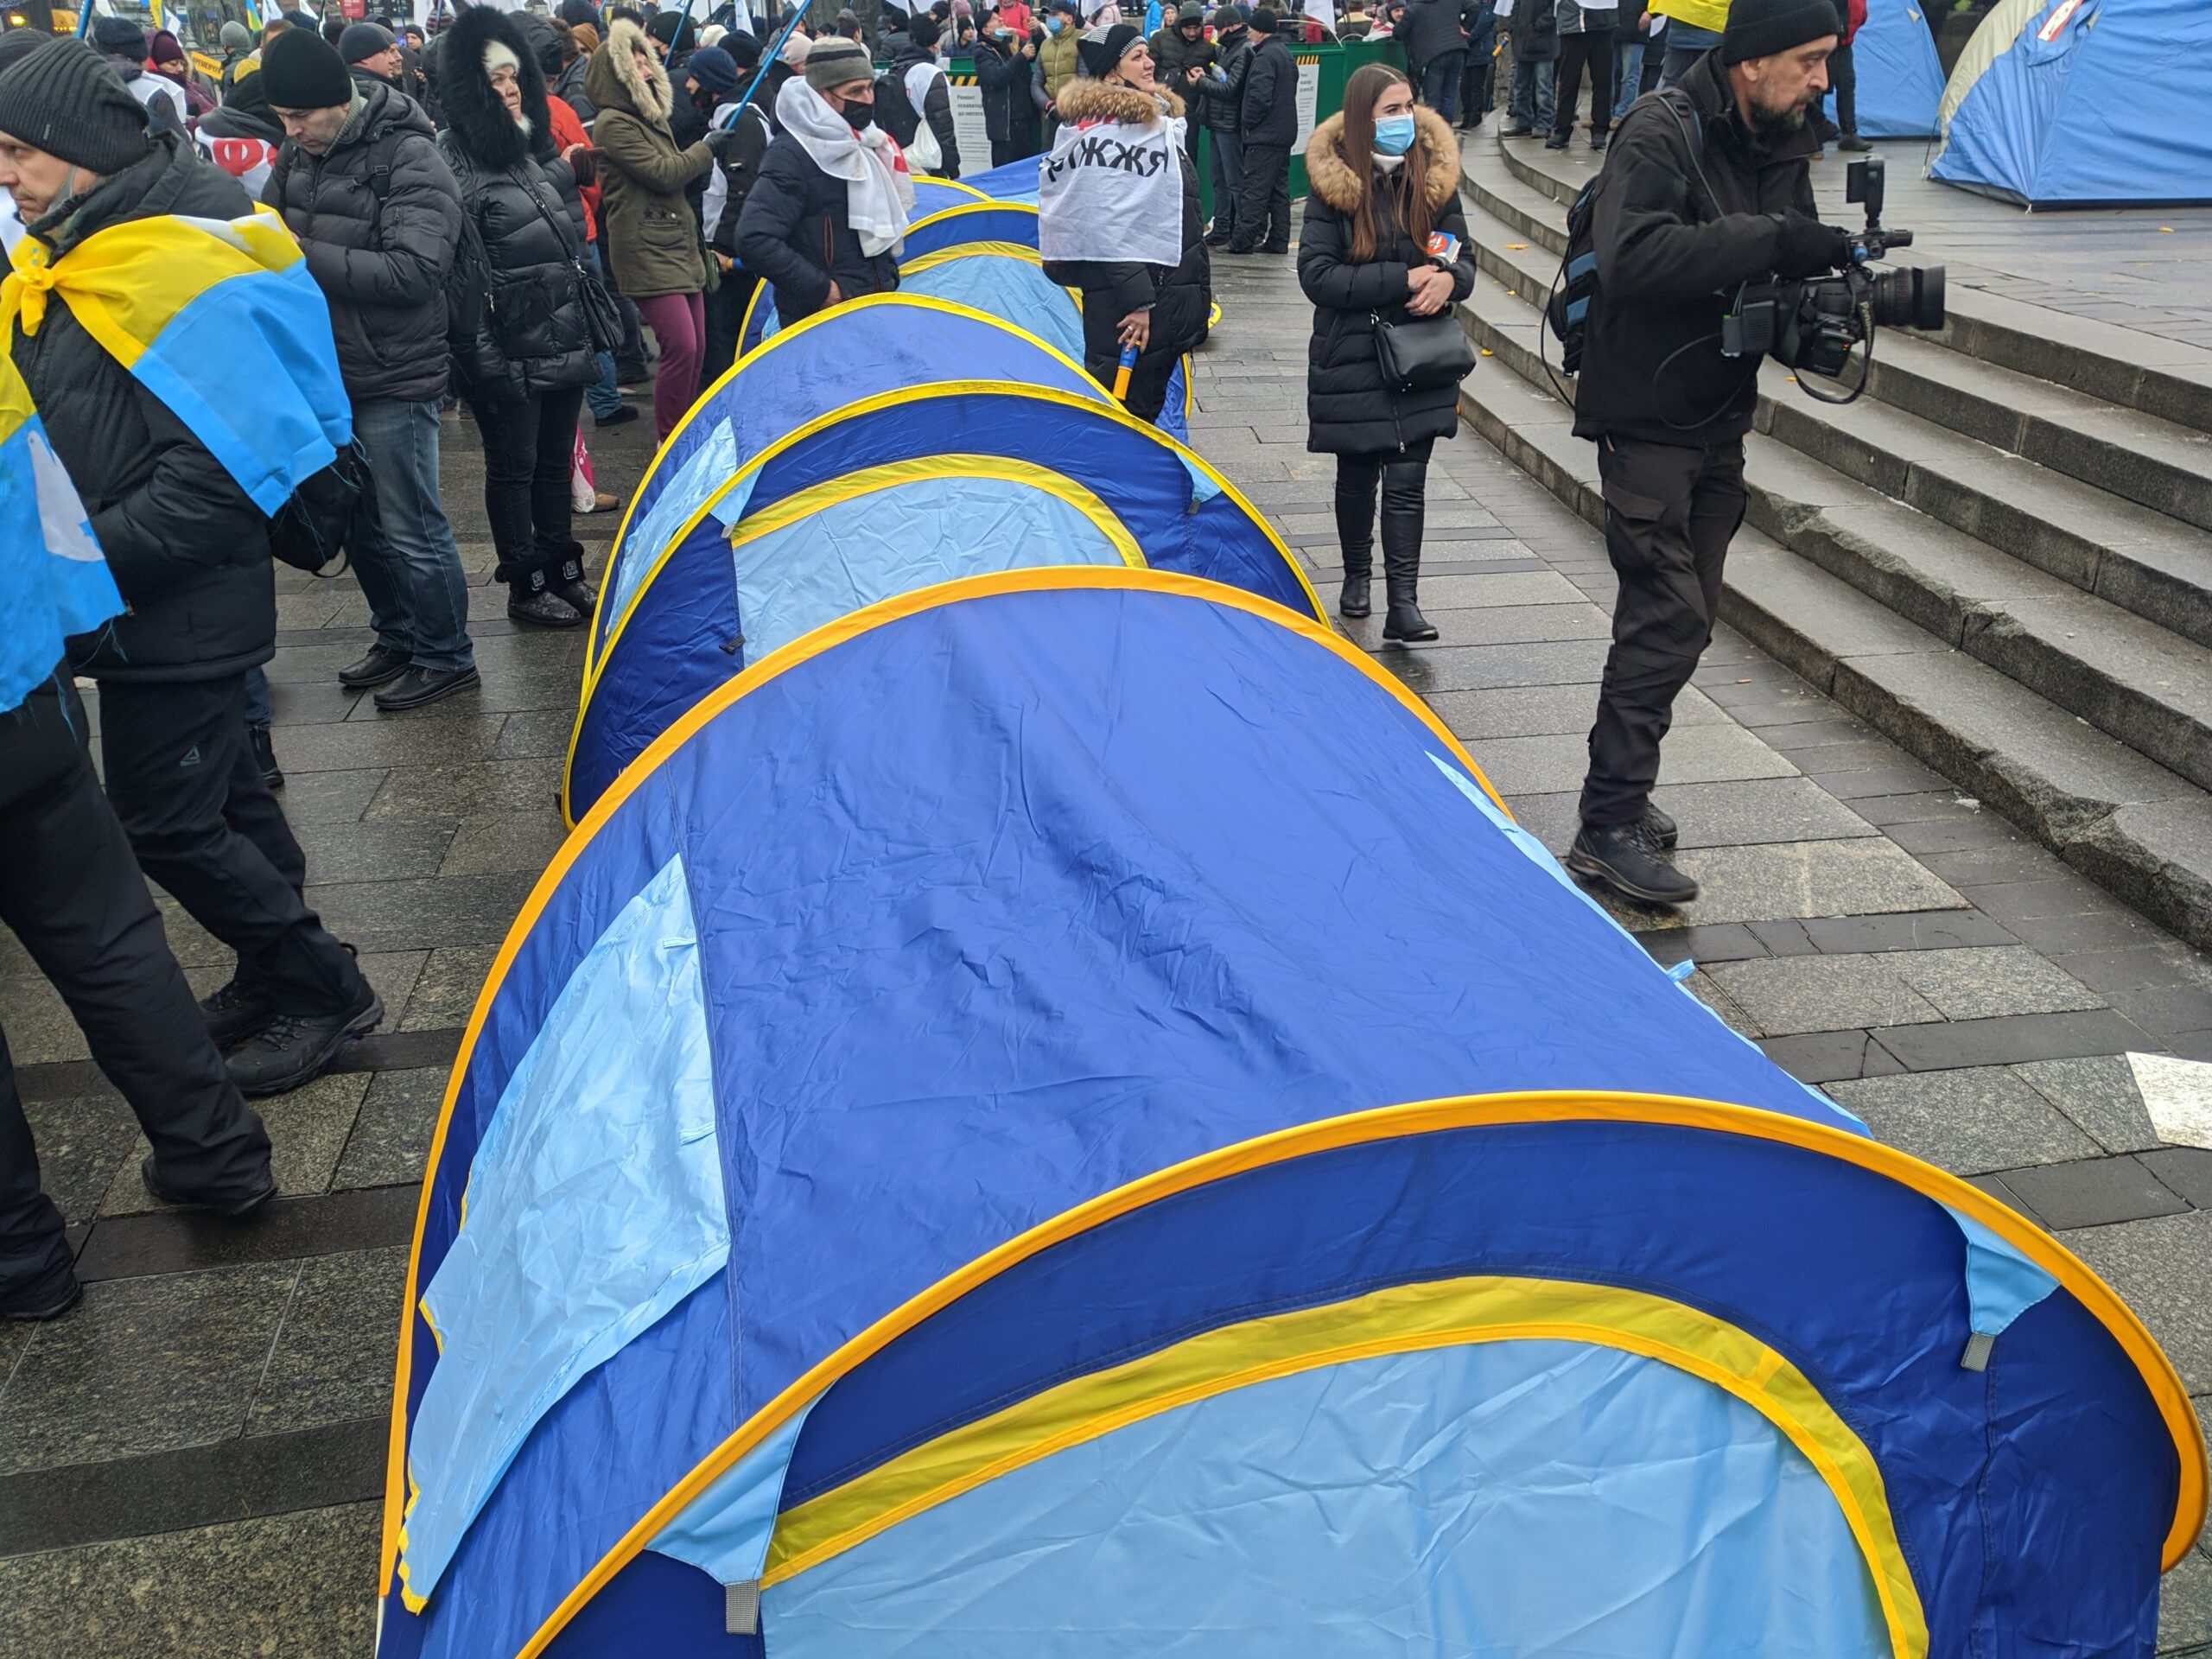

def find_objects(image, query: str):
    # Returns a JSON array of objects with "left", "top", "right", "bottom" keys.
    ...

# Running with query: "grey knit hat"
[
  {"left": 219, "top": 20, "right": 254, "bottom": 52},
  {"left": 0, "top": 38, "right": 151, "bottom": 174},
  {"left": 339, "top": 22, "right": 396, "bottom": 63},
  {"left": 803, "top": 35, "right": 871, "bottom": 87}
]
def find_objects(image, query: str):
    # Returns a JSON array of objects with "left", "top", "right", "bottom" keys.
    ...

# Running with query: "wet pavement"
[{"left": 0, "top": 245, "right": 2207, "bottom": 1651}]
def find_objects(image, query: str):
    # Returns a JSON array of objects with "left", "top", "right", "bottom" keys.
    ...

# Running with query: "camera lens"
[{"left": 1866, "top": 265, "right": 1945, "bottom": 332}]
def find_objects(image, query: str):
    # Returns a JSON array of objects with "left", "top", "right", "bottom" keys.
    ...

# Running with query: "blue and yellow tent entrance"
[
  {"left": 563, "top": 385, "right": 1317, "bottom": 822},
  {"left": 379, "top": 569, "right": 2201, "bottom": 1659}
]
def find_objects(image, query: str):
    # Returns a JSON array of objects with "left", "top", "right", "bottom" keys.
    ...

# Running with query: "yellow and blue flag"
[
  {"left": 0, "top": 350, "right": 119, "bottom": 715},
  {"left": 2, "top": 207, "right": 350, "bottom": 514}
]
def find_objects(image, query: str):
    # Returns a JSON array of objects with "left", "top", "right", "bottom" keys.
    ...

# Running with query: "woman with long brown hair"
[{"left": 1299, "top": 61, "right": 1478, "bottom": 641}]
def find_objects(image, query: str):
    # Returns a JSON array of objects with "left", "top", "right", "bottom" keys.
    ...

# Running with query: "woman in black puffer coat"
[
  {"left": 438, "top": 4, "right": 603, "bottom": 628},
  {"left": 1299, "top": 64, "right": 1475, "bottom": 642}
]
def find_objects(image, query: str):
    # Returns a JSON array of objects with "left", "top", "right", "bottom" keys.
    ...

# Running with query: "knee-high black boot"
[
  {"left": 1333, "top": 458, "right": 1378, "bottom": 619},
  {"left": 1380, "top": 460, "right": 1437, "bottom": 642}
]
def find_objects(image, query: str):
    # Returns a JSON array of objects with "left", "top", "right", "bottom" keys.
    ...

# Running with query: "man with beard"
[{"left": 1562, "top": 0, "right": 1844, "bottom": 907}]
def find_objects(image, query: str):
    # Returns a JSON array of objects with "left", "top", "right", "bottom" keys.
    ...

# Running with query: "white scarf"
[{"left": 774, "top": 76, "right": 915, "bottom": 259}]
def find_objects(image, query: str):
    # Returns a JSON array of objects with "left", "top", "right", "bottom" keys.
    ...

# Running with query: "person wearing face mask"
[
  {"left": 735, "top": 37, "right": 910, "bottom": 325},
  {"left": 975, "top": 10, "right": 1046, "bottom": 165},
  {"left": 1039, "top": 0, "right": 1083, "bottom": 134},
  {"left": 1298, "top": 63, "right": 1475, "bottom": 642}
]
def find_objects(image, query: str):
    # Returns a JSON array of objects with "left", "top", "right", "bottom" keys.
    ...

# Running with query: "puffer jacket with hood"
[
  {"left": 1038, "top": 76, "right": 1210, "bottom": 424},
  {"left": 1297, "top": 105, "right": 1477, "bottom": 454},
  {"left": 1185, "top": 22, "right": 1248, "bottom": 134},
  {"left": 10, "top": 133, "right": 274, "bottom": 682},
  {"left": 264, "top": 78, "right": 462, "bottom": 405},
  {"left": 734, "top": 84, "right": 902, "bottom": 323},
  {"left": 436, "top": 5, "right": 599, "bottom": 404},
  {"left": 584, "top": 18, "right": 714, "bottom": 296}
]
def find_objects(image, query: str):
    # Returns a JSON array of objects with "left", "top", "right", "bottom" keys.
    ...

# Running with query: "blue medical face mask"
[
  {"left": 1046, "top": 13, "right": 1065, "bottom": 30},
  {"left": 1372, "top": 111, "right": 1416, "bottom": 155}
]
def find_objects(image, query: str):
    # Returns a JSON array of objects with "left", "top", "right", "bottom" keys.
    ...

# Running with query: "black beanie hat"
[
  {"left": 259, "top": 26, "right": 355, "bottom": 106},
  {"left": 721, "top": 27, "right": 761, "bottom": 66},
  {"left": 1722, "top": 0, "right": 1842, "bottom": 62},
  {"left": 1077, "top": 19, "right": 1140, "bottom": 74},
  {"left": 90, "top": 14, "right": 147, "bottom": 59},
  {"left": 338, "top": 21, "right": 395, "bottom": 63},
  {"left": 0, "top": 27, "right": 50, "bottom": 73},
  {"left": 1247, "top": 5, "right": 1277, "bottom": 31},
  {"left": 0, "top": 38, "right": 150, "bottom": 174}
]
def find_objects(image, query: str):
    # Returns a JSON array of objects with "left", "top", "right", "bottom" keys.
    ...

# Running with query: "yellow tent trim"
[{"left": 760, "top": 1273, "right": 1929, "bottom": 1659}]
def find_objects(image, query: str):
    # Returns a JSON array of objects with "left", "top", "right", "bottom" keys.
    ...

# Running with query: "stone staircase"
[{"left": 1453, "top": 130, "right": 2212, "bottom": 948}]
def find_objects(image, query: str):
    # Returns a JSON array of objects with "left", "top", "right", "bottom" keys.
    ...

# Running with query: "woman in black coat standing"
[
  {"left": 1299, "top": 62, "right": 1476, "bottom": 641},
  {"left": 438, "top": 5, "right": 604, "bottom": 627}
]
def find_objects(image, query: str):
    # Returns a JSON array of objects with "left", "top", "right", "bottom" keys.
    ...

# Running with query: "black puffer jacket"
[
  {"left": 1299, "top": 107, "right": 1477, "bottom": 454},
  {"left": 1185, "top": 25, "right": 1249, "bottom": 134},
  {"left": 437, "top": 6, "right": 598, "bottom": 404},
  {"left": 973, "top": 34, "right": 1042, "bottom": 150},
  {"left": 1239, "top": 29, "right": 1298, "bottom": 145},
  {"left": 1039, "top": 77, "right": 1211, "bottom": 425},
  {"left": 10, "top": 134, "right": 274, "bottom": 683},
  {"left": 1573, "top": 52, "right": 1817, "bottom": 445},
  {"left": 264, "top": 79, "right": 461, "bottom": 404},
  {"left": 735, "top": 120, "right": 903, "bottom": 322},
  {"left": 877, "top": 44, "right": 962, "bottom": 178}
]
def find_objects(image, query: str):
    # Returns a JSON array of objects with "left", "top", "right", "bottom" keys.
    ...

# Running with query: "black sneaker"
[
  {"left": 1544, "top": 133, "right": 1569, "bottom": 150},
  {"left": 1643, "top": 802, "right": 1679, "bottom": 849},
  {"left": 2, "top": 1274, "right": 81, "bottom": 1321},
  {"left": 200, "top": 976, "right": 276, "bottom": 1049},
  {"left": 250, "top": 725, "right": 283, "bottom": 791},
  {"left": 224, "top": 982, "right": 384, "bottom": 1098},
  {"left": 1565, "top": 819, "right": 1699, "bottom": 906},
  {"left": 1500, "top": 123, "right": 1533, "bottom": 137},
  {"left": 139, "top": 1151, "right": 277, "bottom": 1219},
  {"left": 373, "top": 664, "right": 481, "bottom": 713},
  {"left": 338, "top": 643, "right": 412, "bottom": 690}
]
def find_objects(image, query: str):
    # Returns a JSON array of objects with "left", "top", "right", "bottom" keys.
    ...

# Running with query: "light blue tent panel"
[{"left": 753, "top": 249, "right": 1083, "bottom": 365}]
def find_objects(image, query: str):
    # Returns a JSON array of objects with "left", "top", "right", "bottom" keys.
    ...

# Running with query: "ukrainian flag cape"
[
  {"left": 1, "top": 207, "right": 350, "bottom": 516},
  {"left": 0, "top": 350, "right": 117, "bottom": 715}
]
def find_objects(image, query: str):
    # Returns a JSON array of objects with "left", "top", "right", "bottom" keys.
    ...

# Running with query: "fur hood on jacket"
[
  {"left": 583, "top": 17, "right": 673, "bottom": 123},
  {"left": 1048, "top": 75, "right": 1185, "bottom": 124},
  {"left": 440, "top": 4, "right": 556, "bottom": 171},
  {"left": 1303, "top": 105, "right": 1458, "bottom": 213}
]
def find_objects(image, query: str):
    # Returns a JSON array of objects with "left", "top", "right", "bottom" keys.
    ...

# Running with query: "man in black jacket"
[
  {"left": 1227, "top": 5, "right": 1294, "bottom": 255},
  {"left": 1565, "top": 0, "right": 1845, "bottom": 906},
  {"left": 974, "top": 17, "right": 1046, "bottom": 166},
  {"left": 1182, "top": 4, "right": 1247, "bottom": 244},
  {"left": 1398, "top": 0, "right": 1472, "bottom": 121},
  {"left": 263, "top": 29, "right": 478, "bottom": 714},
  {"left": 880, "top": 15, "right": 962, "bottom": 178},
  {"left": 0, "top": 42, "right": 382, "bottom": 1096},
  {"left": 1150, "top": 2, "right": 1217, "bottom": 86}
]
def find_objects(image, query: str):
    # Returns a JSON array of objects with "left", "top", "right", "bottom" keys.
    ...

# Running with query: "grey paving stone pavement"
[{"left": 1, "top": 232, "right": 2208, "bottom": 1647}]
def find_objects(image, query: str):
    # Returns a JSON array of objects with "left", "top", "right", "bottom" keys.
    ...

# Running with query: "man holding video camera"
[{"left": 1565, "top": 0, "right": 1847, "bottom": 908}]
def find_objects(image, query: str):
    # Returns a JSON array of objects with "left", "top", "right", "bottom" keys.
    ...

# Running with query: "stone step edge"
[
  {"left": 1486, "top": 133, "right": 2212, "bottom": 439},
  {"left": 1455, "top": 360, "right": 2212, "bottom": 949}
]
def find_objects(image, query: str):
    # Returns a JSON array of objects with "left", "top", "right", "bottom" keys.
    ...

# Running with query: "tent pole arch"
[
  {"left": 734, "top": 243, "right": 1052, "bottom": 361},
  {"left": 501, "top": 1084, "right": 2206, "bottom": 1658},
  {"left": 582, "top": 294, "right": 1105, "bottom": 681},
  {"left": 391, "top": 569, "right": 1519, "bottom": 1593}
]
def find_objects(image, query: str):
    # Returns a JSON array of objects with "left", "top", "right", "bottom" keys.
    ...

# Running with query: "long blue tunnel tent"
[
  {"left": 385, "top": 570, "right": 2202, "bottom": 1659},
  {"left": 592, "top": 294, "right": 1102, "bottom": 677},
  {"left": 563, "top": 382, "right": 1317, "bottom": 821},
  {"left": 957, "top": 155, "right": 1044, "bottom": 201},
  {"left": 900, "top": 200, "right": 1041, "bottom": 258}
]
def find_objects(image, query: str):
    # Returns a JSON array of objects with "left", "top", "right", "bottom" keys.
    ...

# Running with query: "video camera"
[{"left": 1721, "top": 158, "right": 1945, "bottom": 385}]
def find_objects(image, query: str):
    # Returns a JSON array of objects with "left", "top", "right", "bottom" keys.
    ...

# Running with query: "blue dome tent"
[
  {"left": 737, "top": 244, "right": 1079, "bottom": 363},
  {"left": 1829, "top": 0, "right": 1944, "bottom": 136},
  {"left": 958, "top": 155, "right": 1044, "bottom": 200},
  {"left": 564, "top": 383, "right": 1314, "bottom": 820},
  {"left": 908, "top": 177, "right": 988, "bottom": 217},
  {"left": 901, "top": 200, "right": 1041, "bottom": 257},
  {"left": 378, "top": 570, "right": 2202, "bottom": 1659},
  {"left": 1931, "top": 0, "right": 2212, "bottom": 206}
]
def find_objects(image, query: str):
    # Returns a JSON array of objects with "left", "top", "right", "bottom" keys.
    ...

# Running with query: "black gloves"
[
  {"left": 1774, "top": 211, "right": 1852, "bottom": 280},
  {"left": 704, "top": 125, "right": 743, "bottom": 160}
]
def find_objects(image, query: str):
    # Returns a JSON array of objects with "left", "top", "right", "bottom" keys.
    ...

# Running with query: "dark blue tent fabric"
[
  {"left": 901, "top": 201, "right": 1040, "bottom": 256},
  {"left": 960, "top": 155, "right": 1044, "bottom": 200},
  {"left": 1833, "top": 0, "right": 1944, "bottom": 136},
  {"left": 1932, "top": 0, "right": 2212, "bottom": 205}
]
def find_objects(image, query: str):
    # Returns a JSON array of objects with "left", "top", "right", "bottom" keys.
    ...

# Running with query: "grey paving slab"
[
  {"left": 248, "top": 1245, "right": 407, "bottom": 1437},
  {"left": 2016, "top": 1055, "right": 2167, "bottom": 1154},
  {"left": 99, "top": 1074, "right": 371, "bottom": 1217},
  {"left": 289, "top": 819, "right": 460, "bottom": 885},
  {"left": 2160, "top": 1548, "right": 2212, "bottom": 1655},
  {"left": 0, "top": 1502, "right": 378, "bottom": 1657},
  {"left": 1999, "top": 1155, "right": 2192, "bottom": 1230},
  {"left": 24, "top": 1095, "right": 138, "bottom": 1224},
  {"left": 2139, "top": 1147, "right": 2212, "bottom": 1209},
  {"left": 361, "top": 759, "right": 565, "bottom": 823},
  {"left": 1707, "top": 955, "right": 1943, "bottom": 1036},
  {"left": 1828, "top": 1068, "right": 2101, "bottom": 1176},
  {"left": 270, "top": 713, "right": 512, "bottom": 774},
  {"left": 2057, "top": 1212, "right": 2212, "bottom": 1392},
  {"left": 1683, "top": 972, "right": 1764, "bottom": 1040},
  {"left": 335, "top": 1067, "right": 448, "bottom": 1191},
  {"left": 0, "top": 1263, "right": 298, "bottom": 1474},
  {"left": 400, "top": 944, "right": 500, "bottom": 1032},
  {"left": 1885, "top": 946, "right": 2107, "bottom": 1022},
  {"left": 439, "top": 811, "right": 572, "bottom": 879},
  {"left": 1385, "top": 639, "right": 1612, "bottom": 694},
  {"left": 1342, "top": 601, "right": 1611, "bottom": 652},
  {"left": 304, "top": 874, "right": 538, "bottom": 953},
  {"left": 1659, "top": 841, "right": 1967, "bottom": 928},
  {"left": 1424, "top": 683, "right": 1728, "bottom": 741}
]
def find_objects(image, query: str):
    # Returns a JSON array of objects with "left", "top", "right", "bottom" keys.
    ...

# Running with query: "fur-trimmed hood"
[
  {"left": 1302, "top": 105, "right": 1459, "bottom": 213},
  {"left": 439, "top": 3, "right": 555, "bottom": 171},
  {"left": 583, "top": 17, "right": 673, "bottom": 124},
  {"left": 1049, "top": 75, "right": 1185, "bottom": 124}
]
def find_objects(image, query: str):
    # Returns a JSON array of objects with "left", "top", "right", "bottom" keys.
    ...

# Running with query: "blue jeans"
[
  {"left": 243, "top": 665, "right": 270, "bottom": 730},
  {"left": 1421, "top": 48, "right": 1467, "bottom": 123},
  {"left": 1206, "top": 127, "right": 1242, "bottom": 240},
  {"left": 582, "top": 243, "right": 625, "bottom": 422},
  {"left": 1510, "top": 55, "right": 1554, "bottom": 130},
  {"left": 1612, "top": 35, "right": 1644, "bottom": 121},
  {"left": 351, "top": 397, "right": 474, "bottom": 675}
]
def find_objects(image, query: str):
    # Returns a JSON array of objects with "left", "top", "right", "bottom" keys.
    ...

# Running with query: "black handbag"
[{"left": 1372, "top": 307, "right": 1478, "bottom": 393}]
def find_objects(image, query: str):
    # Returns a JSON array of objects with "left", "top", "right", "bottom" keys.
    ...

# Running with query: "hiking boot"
[
  {"left": 1643, "top": 802, "right": 1679, "bottom": 849},
  {"left": 250, "top": 725, "right": 283, "bottom": 791},
  {"left": 1565, "top": 819, "right": 1699, "bottom": 906},
  {"left": 1839, "top": 133, "right": 1872, "bottom": 151},
  {"left": 508, "top": 588, "right": 587, "bottom": 628},
  {"left": 200, "top": 976, "right": 276, "bottom": 1049},
  {"left": 338, "top": 643, "right": 412, "bottom": 690},
  {"left": 140, "top": 1151, "right": 277, "bottom": 1219},
  {"left": 224, "top": 982, "right": 384, "bottom": 1098},
  {"left": 373, "top": 664, "right": 480, "bottom": 713},
  {"left": 1, "top": 1273, "right": 81, "bottom": 1322}
]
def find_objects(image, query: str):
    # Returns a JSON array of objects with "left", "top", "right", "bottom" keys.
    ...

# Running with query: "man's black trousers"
[
  {"left": 0, "top": 741, "right": 271, "bottom": 1306},
  {"left": 1230, "top": 141, "right": 1292, "bottom": 253},
  {"left": 1580, "top": 434, "right": 1747, "bottom": 829},
  {"left": 99, "top": 673, "right": 364, "bottom": 1017}
]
